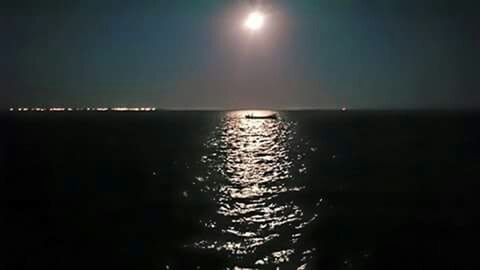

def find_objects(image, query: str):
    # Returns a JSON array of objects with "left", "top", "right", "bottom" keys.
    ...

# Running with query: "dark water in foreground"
[{"left": 3, "top": 111, "right": 480, "bottom": 269}]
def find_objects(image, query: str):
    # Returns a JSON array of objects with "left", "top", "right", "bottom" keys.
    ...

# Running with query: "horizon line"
[{"left": 2, "top": 106, "right": 479, "bottom": 112}]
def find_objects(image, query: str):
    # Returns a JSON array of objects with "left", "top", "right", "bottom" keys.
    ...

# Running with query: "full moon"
[{"left": 244, "top": 11, "right": 265, "bottom": 31}]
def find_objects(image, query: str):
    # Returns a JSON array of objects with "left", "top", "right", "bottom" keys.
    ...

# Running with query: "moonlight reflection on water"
[{"left": 193, "top": 111, "right": 317, "bottom": 269}]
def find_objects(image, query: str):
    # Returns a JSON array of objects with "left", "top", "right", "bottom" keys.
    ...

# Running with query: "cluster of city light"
[
  {"left": 8, "top": 107, "right": 157, "bottom": 112},
  {"left": 110, "top": 107, "right": 157, "bottom": 112},
  {"left": 49, "top": 108, "right": 67, "bottom": 112}
]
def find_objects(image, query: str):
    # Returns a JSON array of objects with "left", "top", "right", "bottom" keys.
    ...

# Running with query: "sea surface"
[{"left": 3, "top": 110, "right": 480, "bottom": 270}]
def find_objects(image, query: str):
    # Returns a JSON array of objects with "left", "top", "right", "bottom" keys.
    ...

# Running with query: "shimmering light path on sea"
[{"left": 193, "top": 111, "right": 318, "bottom": 269}]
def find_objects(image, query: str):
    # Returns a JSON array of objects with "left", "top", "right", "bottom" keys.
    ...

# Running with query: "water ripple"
[{"left": 193, "top": 111, "right": 317, "bottom": 269}]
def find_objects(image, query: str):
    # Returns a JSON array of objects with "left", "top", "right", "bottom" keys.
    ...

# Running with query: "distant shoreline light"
[{"left": 8, "top": 107, "right": 157, "bottom": 112}]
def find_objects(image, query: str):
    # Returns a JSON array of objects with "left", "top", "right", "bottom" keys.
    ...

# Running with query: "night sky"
[{"left": 1, "top": 0, "right": 479, "bottom": 109}]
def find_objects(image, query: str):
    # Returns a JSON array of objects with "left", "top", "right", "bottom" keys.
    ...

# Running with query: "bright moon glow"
[{"left": 244, "top": 11, "right": 265, "bottom": 31}]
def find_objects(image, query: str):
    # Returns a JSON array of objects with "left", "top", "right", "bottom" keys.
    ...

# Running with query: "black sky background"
[{"left": 1, "top": 0, "right": 479, "bottom": 109}]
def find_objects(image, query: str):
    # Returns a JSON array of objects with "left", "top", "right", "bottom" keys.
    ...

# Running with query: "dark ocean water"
[{"left": 2, "top": 110, "right": 480, "bottom": 270}]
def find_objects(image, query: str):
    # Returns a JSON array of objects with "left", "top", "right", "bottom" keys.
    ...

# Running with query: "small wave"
[{"left": 192, "top": 111, "right": 317, "bottom": 269}]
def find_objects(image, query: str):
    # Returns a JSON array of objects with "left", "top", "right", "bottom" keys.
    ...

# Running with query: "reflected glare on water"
[{"left": 193, "top": 111, "right": 317, "bottom": 269}]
